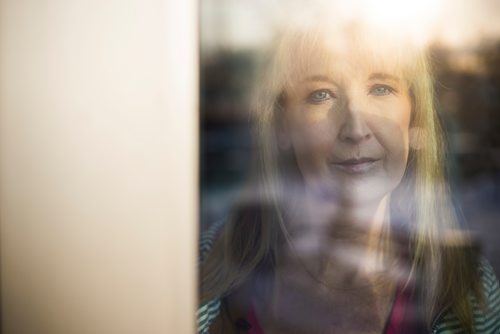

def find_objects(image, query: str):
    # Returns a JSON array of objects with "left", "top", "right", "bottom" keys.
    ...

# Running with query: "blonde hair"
[{"left": 200, "top": 19, "right": 481, "bottom": 333}]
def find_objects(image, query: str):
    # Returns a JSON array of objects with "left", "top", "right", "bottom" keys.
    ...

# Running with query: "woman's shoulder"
[
  {"left": 469, "top": 258, "right": 499, "bottom": 332},
  {"left": 477, "top": 258, "right": 500, "bottom": 297},
  {"left": 199, "top": 218, "right": 226, "bottom": 264},
  {"left": 197, "top": 218, "right": 227, "bottom": 334},
  {"left": 197, "top": 298, "right": 221, "bottom": 334},
  {"left": 433, "top": 258, "right": 500, "bottom": 333}
]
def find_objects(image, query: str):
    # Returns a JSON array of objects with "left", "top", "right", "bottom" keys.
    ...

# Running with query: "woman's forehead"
[
  {"left": 287, "top": 43, "right": 408, "bottom": 87},
  {"left": 281, "top": 26, "right": 415, "bottom": 85}
]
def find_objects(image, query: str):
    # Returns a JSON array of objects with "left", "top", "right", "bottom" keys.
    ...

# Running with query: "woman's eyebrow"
[
  {"left": 303, "top": 74, "right": 400, "bottom": 84},
  {"left": 368, "top": 72, "right": 401, "bottom": 82},
  {"left": 302, "top": 75, "right": 337, "bottom": 85}
]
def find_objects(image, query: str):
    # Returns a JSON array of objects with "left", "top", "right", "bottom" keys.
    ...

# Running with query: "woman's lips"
[{"left": 330, "top": 158, "right": 379, "bottom": 174}]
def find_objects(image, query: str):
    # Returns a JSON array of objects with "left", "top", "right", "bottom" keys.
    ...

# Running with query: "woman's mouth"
[{"left": 330, "top": 158, "right": 379, "bottom": 174}]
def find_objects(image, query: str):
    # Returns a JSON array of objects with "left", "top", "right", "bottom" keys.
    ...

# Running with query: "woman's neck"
[
  {"left": 282, "top": 191, "right": 392, "bottom": 289},
  {"left": 252, "top": 193, "right": 397, "bottom": 334}
]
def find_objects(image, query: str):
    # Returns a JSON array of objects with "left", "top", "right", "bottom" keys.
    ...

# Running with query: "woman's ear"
[{"left": 409, "top": 127, "right": 425, "bottom": 150}]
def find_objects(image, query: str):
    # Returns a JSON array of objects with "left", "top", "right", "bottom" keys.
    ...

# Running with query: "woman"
[{"left": 198, "top": 18, "right": 500, "bottom": 334}]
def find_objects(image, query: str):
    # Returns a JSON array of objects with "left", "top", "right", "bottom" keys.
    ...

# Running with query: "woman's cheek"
[{"left": 292, "top": 118, "right": 336, "bottom": 158}]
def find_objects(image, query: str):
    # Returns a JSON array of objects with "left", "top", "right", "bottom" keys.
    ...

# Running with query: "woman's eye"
[
  {"left": 370, "top": 85, "right": 395, "bottom": 96},
  {"left": 307, "top": 90, "right": 333, "bottom": 103}
]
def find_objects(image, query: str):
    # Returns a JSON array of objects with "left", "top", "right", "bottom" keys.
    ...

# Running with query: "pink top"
[
  {"left": 384, "top": 286, "right": 410, "bottom": 334},
  {"left": 245, "top": 287, "right": 410, "bottom": 334},
  {"left": 247, "top": 303, "right": 265, "bottom": 334}
]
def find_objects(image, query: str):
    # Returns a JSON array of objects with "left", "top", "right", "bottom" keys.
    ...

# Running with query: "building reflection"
[{"left": 200, "top": 34, "right": 500, "bottom": 276}]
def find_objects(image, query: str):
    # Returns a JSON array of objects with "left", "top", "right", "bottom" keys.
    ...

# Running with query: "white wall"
[{"left": 0, "top": 0, "right": 198, "bottom": 333}]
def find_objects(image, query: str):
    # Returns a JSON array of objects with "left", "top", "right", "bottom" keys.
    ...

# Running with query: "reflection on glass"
[{"left": 199, "top": 1, "right": 500, "bottom": 333}]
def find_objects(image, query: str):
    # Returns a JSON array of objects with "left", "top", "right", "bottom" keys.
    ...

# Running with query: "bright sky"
[{"left": 201, "top": 0, "right": 500, "bottom": 52}]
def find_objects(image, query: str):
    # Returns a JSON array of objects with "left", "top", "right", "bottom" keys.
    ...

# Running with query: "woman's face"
[{"left": 282, "top": 42, "right": 413, "bottom": 206}]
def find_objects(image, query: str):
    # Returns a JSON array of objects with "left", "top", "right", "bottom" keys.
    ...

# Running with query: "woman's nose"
[{"left": 338, "top": 99, "right": 373, "bottom": 143}]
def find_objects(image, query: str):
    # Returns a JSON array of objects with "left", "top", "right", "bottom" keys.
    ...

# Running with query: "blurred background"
[{"left": 200, "top": 0, "right": 500, "bottom": 275}]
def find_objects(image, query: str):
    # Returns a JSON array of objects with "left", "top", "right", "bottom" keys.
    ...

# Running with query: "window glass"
[{"left": 199, "top": 1, "right": 500, "bottom": 332}]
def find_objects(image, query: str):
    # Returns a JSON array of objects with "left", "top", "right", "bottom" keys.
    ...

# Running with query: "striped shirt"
[{"left": 198, "top": 220, "right": 500, "bottom": 334}]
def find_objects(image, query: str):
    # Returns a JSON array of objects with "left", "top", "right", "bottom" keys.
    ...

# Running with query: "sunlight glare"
[{"left": 355, "top": 0, "right": 443, "bottom": 46}]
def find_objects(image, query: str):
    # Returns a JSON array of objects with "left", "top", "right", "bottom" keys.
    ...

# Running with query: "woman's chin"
[{"left": 304, "top": 176, "right": 398, "bottom": 208}]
